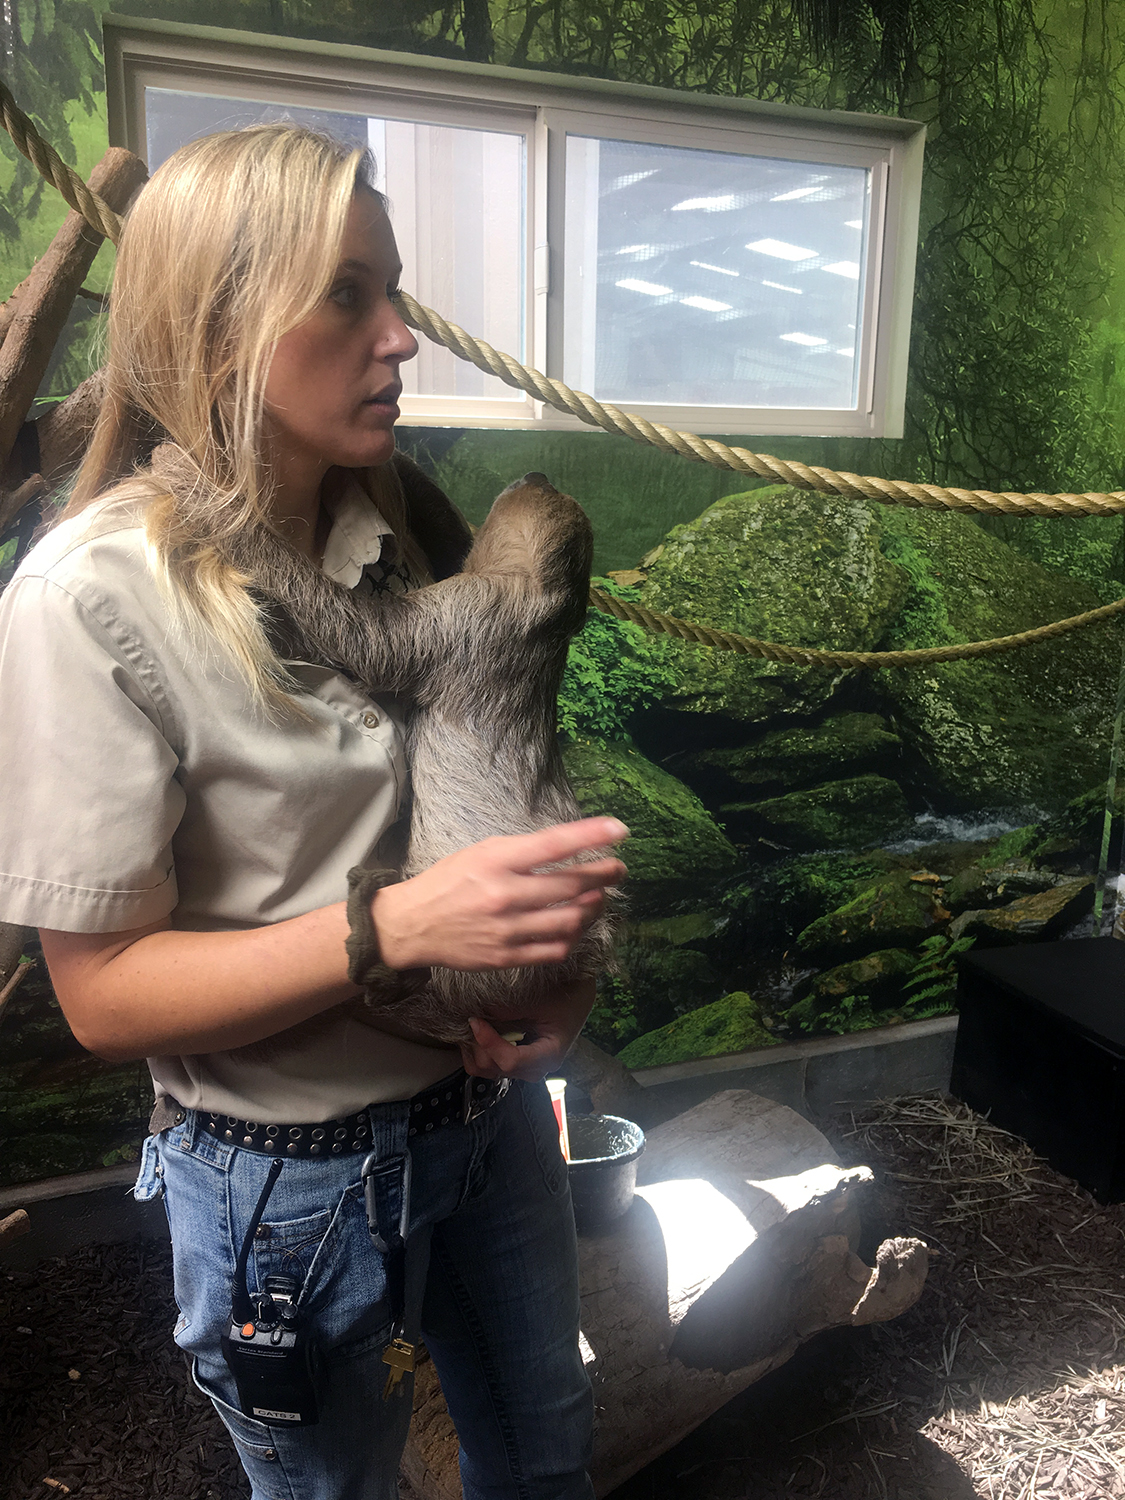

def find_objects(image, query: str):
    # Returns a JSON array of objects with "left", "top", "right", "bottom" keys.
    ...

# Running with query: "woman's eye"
[
  {"left": 329, "top": 282, "right": 360, "bottom": 309},
  {"left": 387, "top": 284, "right": 402, "bottom": 300}
]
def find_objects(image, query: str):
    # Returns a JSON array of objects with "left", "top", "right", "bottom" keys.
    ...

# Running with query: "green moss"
[
  {"left": 618, "top": 992, "right": 776, "bottom": 1070},
  {"left": 675, "top": 713, "right": 902, "bottom": 800},
  {"left": 793, "top": 871, "right": 940, "bottom": 965},
  {"left": 875, "top": 508, "right": 1119, "bottom": 810},
  {"left": 720, "top": 774, "right": 911, "bottom": 851},
  {"left": 562, "top": 738, "right": 738, "bottom": 907},
  {"left": 636, "top": 486, "right": 908, "bottom": 727},
  {"left": 557, "top": 582, "right": 677, "bottom": 740}
]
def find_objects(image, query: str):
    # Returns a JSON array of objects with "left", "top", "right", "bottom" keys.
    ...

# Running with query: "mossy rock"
[
  {"left": 793, "top": 870, "right": 943, "bottom": 966},
  {"left": 563, "top": 738, "right": 738, "bottom": 909},
  {"left": 614, "top": 942, "right": 722, "bottom": 1032},
  {"left": 949, "top": 878, "right": 1095, "bottom": 946},
  {"left": 618, "top": 992, "right": 776, "bottom": 1070},
  {"left": 876, "top": 508, "right": 1118, "bottom": 810},
  {"left": 720, "top": 774, "right": 911, "bottom": 851},
  {"left": 628, "top": 911, "right": 726, "bottom": 951},
  {"left": 786, "top": 947, "right": 917, "bottom": 1030},
  {"left": 720, "top": 850, "right": 885, "bottom": 952},
  {"left": 636, "top": 486, "right": 908, "bottom": 727},
  {"left": 945, "top": 859, "right": 1062, "bottom": 914},
  {"left": 673, "top": 713, "right": 903, "bottom": 801}
]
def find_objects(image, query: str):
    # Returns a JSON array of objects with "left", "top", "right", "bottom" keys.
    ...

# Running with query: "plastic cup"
[{"left": 546, "top": 1077, "right": 571, "bottom": 1162}]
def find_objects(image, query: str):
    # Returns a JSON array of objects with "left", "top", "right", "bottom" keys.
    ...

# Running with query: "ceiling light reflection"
[
  {"left": 681, "top": 295, "right": 732, "bottom": 312},
  {"left": 672, "top": 194, "right": 737, "bottom": 212},
  {"left": 691, "top": 260, "right": 739, "bottom": 277},
  {"left": 747, "top": 238, "right": 817, "bottom": 261},
  {"left": 616, "top": 278, "right": 673, "bottom": 296}
]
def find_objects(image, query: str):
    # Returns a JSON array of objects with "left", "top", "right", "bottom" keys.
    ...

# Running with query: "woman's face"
[{"left": 263, "top": 188, "right": 418, "bottom": 484}]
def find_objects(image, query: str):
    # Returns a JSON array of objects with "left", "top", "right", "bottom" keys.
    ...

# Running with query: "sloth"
[{"left": 217, "top": 468, "right": 617, "bottom": 1048}]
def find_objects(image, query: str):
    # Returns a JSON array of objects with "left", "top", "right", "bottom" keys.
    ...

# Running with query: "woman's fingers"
[
  {"left": 504, "top": 858, "right": 626, "bottom": 911},
  {"left": 496, "top": 818, "right": 629, "bottom": 875}
]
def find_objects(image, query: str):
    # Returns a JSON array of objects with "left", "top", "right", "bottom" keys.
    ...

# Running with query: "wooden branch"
[
  {"left": 0, "top": 956, "right": 34, "bottom": 1029},
  {"left": 0, "top": 147, "right": 147, "bottom": 471},
  {"left": 0, "top": 471, "right": 46, "bottom": 536},
  {"left": 0, "top": 1208, "right": 31, "bottom": 1248},
  {"left": 33, "top": 368, "right": 106, "bottom": 487},
  {"left": 0, "top": 920, "right": 31, "bottom": 985}
]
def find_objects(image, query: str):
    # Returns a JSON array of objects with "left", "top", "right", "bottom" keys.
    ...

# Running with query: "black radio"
[{"left": 220, "top": 1158, "right": 323, "bottom": 1426}]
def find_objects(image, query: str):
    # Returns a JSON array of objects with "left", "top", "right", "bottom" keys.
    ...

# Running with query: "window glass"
[
  {"left": 143, "top": 88, "right": 527, "bottom": 402},
  {"left": 563, "top": 134, "right": 868, "bottom": 409}
]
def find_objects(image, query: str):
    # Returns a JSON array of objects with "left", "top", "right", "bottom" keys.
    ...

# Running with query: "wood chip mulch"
[{"left": 3, "top": 1092, "right": 1125, "bottom": 1499}]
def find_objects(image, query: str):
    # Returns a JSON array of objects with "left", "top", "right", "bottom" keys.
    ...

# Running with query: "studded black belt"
[{"left": 176, "top": 1070, "right": 510, "bottom": 1158}]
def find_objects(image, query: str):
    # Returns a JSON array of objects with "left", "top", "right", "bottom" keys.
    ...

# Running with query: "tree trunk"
[
  {"left": 402, "top": 1089, "right": 928, "bottom": 1498},
  {"left": 0, "top": 147, "right": 147, "bottom": 473}
]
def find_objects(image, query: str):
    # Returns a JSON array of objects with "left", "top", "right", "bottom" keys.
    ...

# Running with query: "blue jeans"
[{"left": 134, "top": 1080, "right": 594, "bottom": 1500}]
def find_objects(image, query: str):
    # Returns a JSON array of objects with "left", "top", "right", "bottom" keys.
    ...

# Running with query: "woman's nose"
[{"left": 379, "top": 304, "right": 419, "bottom": 365}]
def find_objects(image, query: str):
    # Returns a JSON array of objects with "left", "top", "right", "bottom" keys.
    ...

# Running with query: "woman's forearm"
[
  {"left": 40, "top": 902, "right": 361, "bottom": 1063},
  {"left": 40, "top": 816, "right": 628, "bottom": 1065}
]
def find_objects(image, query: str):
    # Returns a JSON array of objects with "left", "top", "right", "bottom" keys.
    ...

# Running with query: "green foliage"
[
  {"left": 583, "top": 972, "right": 642, "bottom": 1054},
  {"left": 557, "top": 581, "right": 676, "bottom": 740},
  {"left": 899, "top": 932, "right": 975, "bottom": 1012},
  {"left": 797, "top": 990, "right": 882, "bottom": 1035},
  {"left": 878, "top": 520, "right": 958, "bottom": 648}
]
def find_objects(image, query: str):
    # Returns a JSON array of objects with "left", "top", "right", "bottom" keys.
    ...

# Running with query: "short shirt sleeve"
[{"left": 0, "top": 572, "right": 184, "bottom": 932}]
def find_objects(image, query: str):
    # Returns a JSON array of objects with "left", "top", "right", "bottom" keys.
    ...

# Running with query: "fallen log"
[
  {"left": 0, "top": 146, "right": 147, "bottom": 473},
  {"left": 402, "top": 1088, "right": 928, "bottom": 1499},
  {"left": 0, "top": 1208, "right": 31, "bottom": 1248}
]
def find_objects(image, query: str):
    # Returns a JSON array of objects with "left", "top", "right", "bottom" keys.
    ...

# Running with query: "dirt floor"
[{"left": 3, "top": 1093, "right": 1124, "bottom": 1500}]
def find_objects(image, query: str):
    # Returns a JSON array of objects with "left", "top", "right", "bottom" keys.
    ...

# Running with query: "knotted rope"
[{"left": 4, "top": 79, "right": 1125, "bottom": 668}]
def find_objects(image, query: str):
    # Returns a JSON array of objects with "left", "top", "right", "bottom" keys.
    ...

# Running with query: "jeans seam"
[{"left": 429, "top": 1237, "right": 532, "bottom": 1500}]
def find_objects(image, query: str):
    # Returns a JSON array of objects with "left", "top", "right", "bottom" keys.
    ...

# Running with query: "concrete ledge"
[
  {"left": 632, "top": 1014, "right": 958, "bottom": 1120},
  {"left": 1, "top": 1016, "right": 958, "bottom": 1268},
  {"left": 0, "top": 1164, "right": 168, "bottom": 1270}
]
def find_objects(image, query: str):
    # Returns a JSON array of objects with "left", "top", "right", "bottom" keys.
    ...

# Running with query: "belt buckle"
[{"left": 463, "top": 1075, "right": 510, "bottom": 1124}]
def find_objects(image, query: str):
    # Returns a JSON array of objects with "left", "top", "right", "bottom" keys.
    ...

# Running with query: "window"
[{"left": 106, "top": 17, "right": 925, "bottom": 437}]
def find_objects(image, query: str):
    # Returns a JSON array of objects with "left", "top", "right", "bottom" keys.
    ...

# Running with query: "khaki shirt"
[{"left": 0, "top": 481, "right": 459, "bottom": 1119}]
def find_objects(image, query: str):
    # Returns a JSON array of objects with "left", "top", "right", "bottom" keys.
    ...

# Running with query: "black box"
[{"left": 952, "top": 937, "right": 1125, "bottom": 1203}]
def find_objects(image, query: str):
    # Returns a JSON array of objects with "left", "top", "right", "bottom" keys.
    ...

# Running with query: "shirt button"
[{"left": 362, "top": 711, "right": 379, "bottom": 729}]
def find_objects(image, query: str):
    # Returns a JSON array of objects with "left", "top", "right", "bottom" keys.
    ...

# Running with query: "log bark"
[
  {"left": 401, "top": 1089, "right": 929, "bottom": 1499},
  {"left": 34, "top": 368, "right": 107, "bottom": 488},
  {"left": 0, "top": 1208, "right": 31, "bottom": 1248},
  {"left": 0, "top": 147, "right": 147, "bottom": 472}
]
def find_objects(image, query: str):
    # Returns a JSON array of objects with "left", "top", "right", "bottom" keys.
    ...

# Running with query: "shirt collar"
[{"left": 320, "top": 475, "right": 396, "bottom": 589}]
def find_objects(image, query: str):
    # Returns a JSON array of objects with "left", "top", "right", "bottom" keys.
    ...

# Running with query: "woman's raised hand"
[{"left": 371, "top": 817, "right": 628, "bottom": 973}]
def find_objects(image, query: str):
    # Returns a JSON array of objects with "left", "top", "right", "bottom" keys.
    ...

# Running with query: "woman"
[{"left": 0, "top": 124, "right": 625, "bottom": 1499}]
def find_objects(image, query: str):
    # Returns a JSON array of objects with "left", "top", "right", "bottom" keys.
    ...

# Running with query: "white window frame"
[{"left": 104, "top": 14, "right": 925, "bottom": 438}]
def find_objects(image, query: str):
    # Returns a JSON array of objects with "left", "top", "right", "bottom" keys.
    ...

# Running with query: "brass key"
[{"left": 381, "top": 1338, "right": 416, "bottom": 1399}]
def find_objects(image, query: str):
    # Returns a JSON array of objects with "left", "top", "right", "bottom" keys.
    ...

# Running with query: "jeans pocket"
[
  {"left": 519, "top": 1081, "right": 568, "bottom": 1196},
  {"left": 192, "top": 1362, "right": 290, "bottom": 1497},
  {"left": 132, "top": 1134, "right": 164, "bottom": 1202}
]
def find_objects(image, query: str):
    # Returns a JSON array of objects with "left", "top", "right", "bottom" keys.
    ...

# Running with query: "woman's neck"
[{"left": 266, "top": 449, "right": 331, "bottom": 562}]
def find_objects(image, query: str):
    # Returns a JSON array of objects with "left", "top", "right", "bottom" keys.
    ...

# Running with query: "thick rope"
[
  {"left": 588, "top": 584, "right": 1125, "bottom": 668},
  {"left": 3, "top": 83, "right": 1123, "bottom": 519},
  {"left": 0, "top": 78, "right": 124, "bottom": 244},
  {"left": 4, "top": 80, "right": 1125, "bottom": 668},
  {"left": 396, "top": 292, "right": 1125, "bottom": 519}
]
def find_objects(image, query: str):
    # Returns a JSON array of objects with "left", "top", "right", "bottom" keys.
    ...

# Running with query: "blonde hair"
[{"left": 64, "top": 123, "right": 429, "bottom": 713}]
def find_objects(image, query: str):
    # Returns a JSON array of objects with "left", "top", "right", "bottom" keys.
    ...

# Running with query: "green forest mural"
[{"left": 3, "top": 0, "right": 1125, "bottom": 1185}]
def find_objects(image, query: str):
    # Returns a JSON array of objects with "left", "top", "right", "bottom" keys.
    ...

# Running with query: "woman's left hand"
[{"left": 460, "top": 978, "right": 595, "bottom": 1081}]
